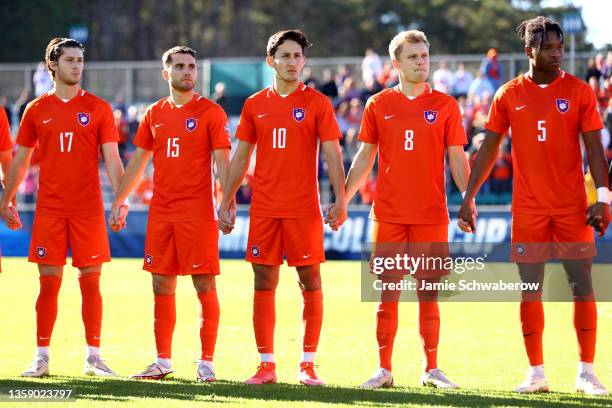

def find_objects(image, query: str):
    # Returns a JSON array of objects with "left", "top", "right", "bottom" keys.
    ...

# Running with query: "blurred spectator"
[
  {"left": 468, "top": 71, "right": 494, "bottom": 101},
  {"left": 114, "top": 93, "right": 127, "bottom": 115},
  {"left": 346, "top": 98, "right": 363, "bottom": 130},
  {"left": 342, "top": 127, "right": 359, "bottom": 171},
  {"left": 33, "top": 62, "right": 53, "bottom": 97},
  {"left": 320, "top": 68, "right": 338, "bottom": 99},
  {"left": 378, "top": 61, "right": 398, "bottom": 88},
  {"left": 481, "top": 48, "right": 503, "bottom": 90},
  {"left": 113, "top": 109, "right": 129, "bottom": 161},
  {"left": 0, "top": 95, "right": 11, "bottom": 128},
  {"left": 489, "top": 146, "right": 512, "bottom": 193},
  {"left": 338, "top": 76, "right": 361, "bottom": 104},
  {"left": 601, "top": 51, "right": 612, "bottom": 80},
  {"left": 302, "top": 67, "right": 319, "bottom": 89},
  {"left": 16, "top": 89, "right": 33, "bottom": 121},
  {"left": 588, "top": 76, "right": 610, "bottom": 112},
  {"left": 432, "top": 60, "right": 454, "bottom": 94},
  {"left": 452, "top": 63, "right": 473, "bottom": 98},
  {"left": 335, "top": 101, "right": 351, "bottom": 135},
  {"left": 361, "top": 76, "right": 383, "bottom": 102},
  {"left": 605, "top": 98, "right": 612, "bottom": 145},
  {"left": 212, "top": 82, "right": 229, "bottom": 112},
  {"left": 335, "top": 65, "right": 350, "bottom": 88},
  {"left": 361, "top": 49, "right": 383, "bottom": 85},
  {"left": 585, "top": 57, "right": 601, "bottom": 83}
]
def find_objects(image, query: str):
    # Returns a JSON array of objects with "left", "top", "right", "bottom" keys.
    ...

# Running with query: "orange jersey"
[
  {"left": 134, "top": 94, "right": 231, "bottom": 222},
  {"left": 0, "top": 108, "right": 12, "bottom": 151},
  {"left": 359, "top": 86, "right": 467, "bottom": 224},
  {"left": 16, "top": 90, "right": 118, "bottom": 217},
  {"left": 235, "top": 83, "right": 341, "bottom": 218},
  {"left": 486, "top": 71, "right": 603, "bottom": 215}
]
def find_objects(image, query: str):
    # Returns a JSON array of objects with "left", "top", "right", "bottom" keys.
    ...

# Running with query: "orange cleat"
[{"left": 244, "top": 362, "right": 277, "bottom": 385}]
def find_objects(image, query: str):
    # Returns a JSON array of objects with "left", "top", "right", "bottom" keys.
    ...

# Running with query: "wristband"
[{"left": 597, "top": 187, "right": 611, "bottom": 204}]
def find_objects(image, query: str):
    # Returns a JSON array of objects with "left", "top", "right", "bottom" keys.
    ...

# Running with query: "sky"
[{"left": 540, "top": 0, "right": 610, "bottom": 48}]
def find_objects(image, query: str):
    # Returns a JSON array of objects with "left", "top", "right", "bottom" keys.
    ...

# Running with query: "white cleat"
[
  {"left": 576, "top": 372, "right": 609, "bottom": 396},
  {"left": 361, "top": 368, "right": 394, "bottom": 388},
  {"left": 298, "top": 362, "right": 324, "bottom": 387},
  {"left": 21, "top": 357, "right": 50, "bottom": 378},
  {"left": 84, "top": 356, "right": 117, "bottom": 377},
  {"left": 515, "top": 370, "right": 549, "bottom": 394},
  {"left": 197, "top": 361, "right": 216, "bottom": 382},
  {"left": 131, "top": 362, "right": 174, "bottom": 380},
  {"left": 421, "top": 368, "right": 459, "bottom": 389}
]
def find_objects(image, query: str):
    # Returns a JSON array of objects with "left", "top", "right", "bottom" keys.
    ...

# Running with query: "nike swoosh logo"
[
  {"left": 43, "top": 119, "right": 53, "bottom": 124},
  {"left": 91, "top": 254, "right": 101, "bottom": 259},
  {"left": 39, "top": 337, "right": 50, "bottom": 340},
  {"left": 192, "top": 263, "right": 202, "bottom": 268},
  {"left": 427, "top": 348, "right": 437, "bottom": 352},
  {"left": 154, "top": 124, "right": 163, "bottom": 128},
  {"left": 303, "top": 254, "right": 312, "bottom": 259},
  {"left": 93, "top": 336, "right": 101, "bottom": 340},
  {"left": 515, "top": 105, "right": 526, "bottom": 111},
  {"left": 257, "top": 346, "right": 267, "bottom": 349},
  {"left": 257, "top": 114, "right": 268, "bottom": 118},
  {"left": 378, "top": 345, "right": 387, "bottom": 350},
  {"left": 384, "top": 115, "right": 395, "bottom": 120}
]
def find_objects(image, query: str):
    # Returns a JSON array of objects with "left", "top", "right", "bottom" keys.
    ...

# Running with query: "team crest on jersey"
[
  {"left": 186, "top": 118, "right": 198, "bottom": 132},
  {"left": 556, "top": 99, "right": 570, "bottom": 114},
  {"left": 515, "top": 243, "right": 525, "bottom": 256},
  {"left": 292, "top": 108, "right": 305, "bottom": 122},
  {"left": 77, "top": 113, "right": 90, "bottom": 126},
  {"left": 251, "top": 246, "right": 260, "bottom": 258},
  {"left": 36, "top": 247, "right": 47, "bottom": 258},
  {"left": 424, "top": 110, "right": 438, "bottom": 124},
  {"left": 145, "top": 254, "right": 153, "bottom": 266}
]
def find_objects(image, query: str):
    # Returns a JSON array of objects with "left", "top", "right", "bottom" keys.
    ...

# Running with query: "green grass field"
[{"left": 1, "top": 258, "right": 611, "bottom": 407}]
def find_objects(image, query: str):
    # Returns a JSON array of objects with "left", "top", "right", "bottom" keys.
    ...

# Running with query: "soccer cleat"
[
  {"left": 576, "top": 372, "right": 609, "bottom": 396},
  {"left": 21, "top": 357, "right": 50, "bottom": 378},
  {"left": 361, "top": 368, "right": 394, "bottom": 388},
  {"left": 197, "top": 361, "right": 216, "bottom": 382},
  {"left": 244, "top": 362, "right": 277, "bottom": 385},
  {"left": 298, "top": 362, "right": 324, "bottom": 386},
  {"left": 130, "top": 362, "right": 174, "bottom": 380},
  {"left": 84, "top": 356, "right": 117, "bottom": 377},
  {"left": 421, "top": 368, "right": 459, "bottom": 389},
  {"left": 514, "top": 369, "right": 549, "bottom": 393}
]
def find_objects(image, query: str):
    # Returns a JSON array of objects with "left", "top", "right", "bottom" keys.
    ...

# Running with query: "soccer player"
[
  {"left": 218, "top": 29, "right": 347, "bottom": 386},
  {"left": 458, "top": 17, "right": 611, "bottom": 395},
  {"left": 0, "top": 107, "right": 15, "bottom": 272},
  {"left": 109, "top": 46, "right": 232, "bottom": 382},
  {"left": 0, "top": 38, "right": 125, "bottom": 377},
  {"left": 334, "top": 30, "right": 469, "bottom": 389}
]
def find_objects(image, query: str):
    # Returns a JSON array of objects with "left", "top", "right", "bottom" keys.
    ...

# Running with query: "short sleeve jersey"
[
  {"left": 134, "top": 94, "right": 231, "bottom": 222},
  {"left": 486, "top": 71, "right": 603, "bottom": 214},
  {"left": 359, "top": 86, "right": 467, "bottom": 224},
  {"left": 16, "top": 90, "right": 119, "bottom": 217},
  {"left": 0, "top": 108, "right": 12, "bottom": 152},
  {"left": 235, "top": 83, "right": 342, "bottom": 218}
]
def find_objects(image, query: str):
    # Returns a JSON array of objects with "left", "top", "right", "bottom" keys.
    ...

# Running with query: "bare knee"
[
  {"left": 192, "top": 274, "right": 216, "bottom": 293},
  {"left": 297, "top": 264, "right": 321, "bottom": 291},
  {"left": 253, "top": 264, "right": 279, "bottom": 291},
  {"left": 152, "top": 274, "right": 177, "bottom": 295}
]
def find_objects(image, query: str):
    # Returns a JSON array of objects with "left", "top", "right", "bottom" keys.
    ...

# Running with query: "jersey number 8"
[{"left": 404, "top": 130, "right": 414, "bottom": 151}]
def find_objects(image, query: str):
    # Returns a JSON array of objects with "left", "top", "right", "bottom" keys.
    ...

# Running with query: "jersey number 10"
[{"left": 272, "top": 128, "right": 286, "bottom": 149}]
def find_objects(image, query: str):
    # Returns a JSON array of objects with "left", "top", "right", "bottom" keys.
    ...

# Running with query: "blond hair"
[{"left": 388, "top": 30, "right": 429, "bottom": 61}]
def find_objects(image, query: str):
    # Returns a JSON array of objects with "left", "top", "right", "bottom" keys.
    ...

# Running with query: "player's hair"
[
  {"left": 388, "top": 30, "right": 429, "bottom": 61},
  {"left": 45, "top": 38, "right": 85, "bottom": 78},
  {"left": 516, "top": 16, "right": 563, "bottom": 48},
  {"left": 162, "top": 46, "right": 197, "bottom": 67},
  {"left": 266, "top": 29, "right": 312, "bottom": 57}
]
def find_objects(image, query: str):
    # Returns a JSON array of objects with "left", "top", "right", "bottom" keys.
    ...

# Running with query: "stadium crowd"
[{"left": 2, "top": 49, "right": 612, "bottom": 207}]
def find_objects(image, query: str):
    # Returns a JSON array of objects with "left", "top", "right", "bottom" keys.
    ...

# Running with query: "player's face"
[
  {"left": 267, "top": 40, "right": 305, "bottom": 83},
  {"left": 529, "top": 31, "right": 564, "bottom": 72},
  {"left": 52, "top": 47, "right": 84, "bottom": 86},
  {"left": 163, "top": 53, "right": 197, "bottom": 92},
  {"left": 392, "top": 41, "right": 429, "bottom": 84}
]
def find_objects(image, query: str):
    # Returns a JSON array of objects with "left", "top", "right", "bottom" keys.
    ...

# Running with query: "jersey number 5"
[{"left": 537, "top": 120, "right": 546, "bottom": 142}]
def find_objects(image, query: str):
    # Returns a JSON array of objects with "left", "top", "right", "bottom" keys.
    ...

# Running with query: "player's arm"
[
  {"left": 447, "top": 145, "right": 470, "bottom": 195},
  {"left": 109, "top": 147, "right": 152, "bottom": 231},
  {"left": 457, "top": 130, "right": 504, "bottom": 233},
  {"left": 321, "top": 139, "right": 347, "bottom": 231},
  {"left": 218, "top": 140, "right": 255, "bottom": 231},
  {"left": 583, "top": 129, "right": 611, "bottom": 236},
  {"left": 0, "top": 149, "right": 11, "bottom": 185},
  {"left": 213, "top": 147, "right": 235, "bottom": 234},
  {"left": 345, "top": 142, "right": 377, "bottom": 203},
  {"left": 0, "top": 145, "right": 34, "bottom": 230}
]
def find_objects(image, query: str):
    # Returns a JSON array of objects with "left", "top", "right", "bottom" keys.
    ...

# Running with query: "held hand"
[
  {"left": 458, "top": 198, "right": 478, "bottom": 234},
  {"left": 218, "top": 200, "right": 235, "bottom": 235},
  {"left": 2, "top": 203, "right": 22, "bottom": 230},
  {"left": 585, "top": 203, "right": 611, "bottom": 237},
  {"left": 109, "top": 201, "right": 128, "bottom": 232},
  {"left": 324, "top": 202, "right": 347, "bottom": 231}
]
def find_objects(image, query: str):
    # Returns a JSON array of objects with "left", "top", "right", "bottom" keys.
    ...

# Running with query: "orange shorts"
[
  {"left": 511, "top": 212, "right": 596, "bottom": 262},
  {"left": 371, "top": 221, "right": 449, "bottom": 279},
  {"left": 29, "top": 214, "right": 111, "bottom": 268},
  {"left": 144, "top": 219, "right": 220, "bottom": 275},
  {"left": 246, "top": 216, "right": 324, "bottom": 267}
]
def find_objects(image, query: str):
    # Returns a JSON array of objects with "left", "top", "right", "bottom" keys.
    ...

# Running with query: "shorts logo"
[
  {"left": 145, "top": 254, "right": 153, "bottom": 266},
  {"left": 292, "top": 108, "right": 305, "bottom": 122},
  {"left": 77, "top": 113, "right": 91, "bottom": 126},
  {"left": 556, "top": 99, "right": 570, "bottom": 114},
  {"left": 424, "top": 110, "right": 438, "bottom": 124},
  {"left": 515, "top": 243, "right": 525, "bottom": 256},
  {"left": 36, "top": 247, "right": 47, "bottom": 258},
  {"left": 186, "top": 118, "right": 197, "bottom": 132},
  {"left": 251, "top": 246, "right": 260, "bottom": 258}
]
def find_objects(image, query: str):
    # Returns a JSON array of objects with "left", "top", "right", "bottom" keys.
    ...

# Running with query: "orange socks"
[
  {"left": 520, "top": 301, "right": 545, "bottom": 366},
  {"left": 198, "top": 290, "right": 220, "bottom": 361},
  {"left": 302, "top": 289, "right": 323, "bottom": 355},
  {"left": 574, "top": 300, "right": 597, "bottom": 363},
  {"left": 78, "top": 273, "right": 103, "bottom": 347},
  {"left": 253, "top": 290, "right": 275, "bottom": 354},
  {"left": 35, "top": 275, "right": 62, "bottom": 347},
  {"left": 154, "top": 294, "right": 176, "bottom": 359},
  {"left": 419, "top": 301, "right": 440, "bottom": 372},
  {"left": 376, "top": 301, "right": 398, "bottom": 371}
]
